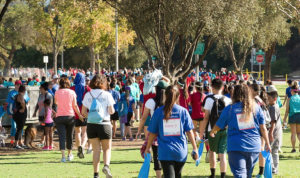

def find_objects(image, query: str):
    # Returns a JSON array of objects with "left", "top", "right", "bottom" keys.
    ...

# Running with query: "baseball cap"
[
  {"left": 268, "top": 85, "right": 277, "bottom": 92},
  {"left": 204, "top": 80, "right": 209, "bottom": 85},
  {"left": 15, "top": 80, "right": 22, "bottom": 85},
  {"left": 53, "top": 75, "right": 59, "bottom": 79},
  {"left": 155, "top": 80, "right": 169, "bottom": 89}
]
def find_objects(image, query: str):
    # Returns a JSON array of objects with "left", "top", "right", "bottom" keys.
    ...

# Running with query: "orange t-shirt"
[{"left": 54, "top": 89, "right": 77, "bottom": 117}]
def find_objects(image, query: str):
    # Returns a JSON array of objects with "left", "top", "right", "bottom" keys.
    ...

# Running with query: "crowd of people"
[{"left": 0, "top": 67, "right": 299, "bottom": 178}]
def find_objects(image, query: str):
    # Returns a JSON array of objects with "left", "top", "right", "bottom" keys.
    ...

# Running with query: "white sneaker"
[
  {"left": 205, "top": 150, "right": 210, "bottom": 163},
  {"left": 67, "top": 154, "right": 74, "bottom": 161},
  {"left": 86, "top": 148, "right": 93, "bottom": 154},
  {"left": 61, "top": 157, "right": 67, "bottom": 163},
  {"left": 102, "top": 165, "right": 113, "bottom": 178}
]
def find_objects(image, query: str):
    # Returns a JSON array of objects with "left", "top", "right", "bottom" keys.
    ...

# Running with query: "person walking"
[
  {"left": 54, "top": 78, "right": 84, "bottom": 162},
  {"left": 82, "top": 74, "right": 115, "bottom": 178},
  {"left": 108, "top": 83, "right": 120, "bottom": 138},
  {"left": 210, "top": 84, "right": 271, "bottom": 178},
  {"left": 70, "top": 73, "right": 91, "bottom": 158},
  {"left": 145, "top": 85, "right": 198, "bottom": 178}
]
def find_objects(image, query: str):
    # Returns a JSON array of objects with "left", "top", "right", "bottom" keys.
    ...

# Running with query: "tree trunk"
[
  {"left": 53, "top": 47, "right": 58, "bottom": 75},
  {"left": 264, "top": 42, "right": 277, "bottom": 84},
  {"left": 89, "top": 45, "right": 95, "bottom": 73},
  {"left": 3, "top": 58, "right": 12, "bottom": 77},
  {"left": 95, "top": 53, "right": 100, "bottom": 73}
]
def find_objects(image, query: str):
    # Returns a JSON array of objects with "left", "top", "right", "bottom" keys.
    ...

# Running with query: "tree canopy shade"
[
  {"left": 0, "top": 0, "right": 12, "bottom": 24},
  {"left": 0, "top": 2, "right": 36, "bottom": 76}
]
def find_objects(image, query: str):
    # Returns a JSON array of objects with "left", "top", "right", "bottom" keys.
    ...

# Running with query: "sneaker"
[
  {"left": 122, "top": 137, "right": 126, "bottom": 141},
  {"left": 20, "top": 145, "right": 30, "bottom": 149},
  {"left": 67, "top": 154, "right": 74, "bottom": 161},
  {"left": 278, "top": 148, "right": 282, "bottom": 153},
  {"left": 129, "top": 138, "right": 134, "bottom": 141},
  {"left": 102, "top": 165, "right": 113, "bottom": 178},
  {"left": 291, "top": 149, "right": 296, "bottom": 153},
  {"left": 42, "top": 146, "right": 49, "bottom": 150},
  {"left": 86, "top": 148, "right": 93, "bottom": 154},
  {"left": 217, "top": 158, "right": 220, "bottom": 162},
  {"left": 61, "top": 157, "right": 67, "bottom": 163},
  {"left": 255, "top": 175, "right": 264, "bottom": 178},
  {"left": 205, "top": 150, "right": 210, "bottom": 163},
  {"left": 13, "top": 145, "right": 24, "bottom": 150},
  {"left": 36, "top": 143, "right": 44, "bottom": 147},
  {"left": 78, "top": 146, "right": 84, "bottom": 159},
  {"left": 272, "top": 169, "right": 279, "bottom": 175},
  {"left": 49, "top": 146, "right": 53, "bottom": 150}
]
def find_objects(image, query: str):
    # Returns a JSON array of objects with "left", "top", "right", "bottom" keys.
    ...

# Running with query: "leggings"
[
  {"left": 160, "top": 160, "right": 186, "bottom": 178},
  {"left": 13, "top": 114, "right": 26, "bottom": 141},
  {"left": 152, "top": 145, "right": 162, "bottom": 171},
  {"left": 10, "top": 117, "right": 16, "bottom": 136},
  {"left": 55, "top": 116, "right": 75, "bottom": 150},
  {"left": 125, "top": 112, "right": 133, "bottom": 127}
]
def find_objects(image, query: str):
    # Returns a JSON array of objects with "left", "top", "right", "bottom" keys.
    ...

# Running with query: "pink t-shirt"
[
  {"left": 55, "top": 89, "right": 77, "bottom": 117},
  {"left": 44, "top": 107, "right": 53, "bottom": 124}
]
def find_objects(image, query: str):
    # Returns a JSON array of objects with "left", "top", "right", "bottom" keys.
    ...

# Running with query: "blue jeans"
[{"left": 228, "top": 151, "right": 259, "bottom": 178}]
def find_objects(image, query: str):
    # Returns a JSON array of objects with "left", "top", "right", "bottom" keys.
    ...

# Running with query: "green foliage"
[{"left": 271, "top": 58, "right": 291, "bottom": 75}]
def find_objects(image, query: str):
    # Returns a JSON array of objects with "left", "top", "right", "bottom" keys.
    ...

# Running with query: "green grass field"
[{"left": 0, "top": 85, "right": 300, "bottom": 178}]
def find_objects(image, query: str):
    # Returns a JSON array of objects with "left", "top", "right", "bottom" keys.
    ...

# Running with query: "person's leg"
[
  {"left": 296, "top": 124, "right": 300, "bottom": 151},
  {"left": 152, "top": 145, "right": 162, "bottom": 178},
  {"left": 219, "top": 153, "right": 227, "bottom": 173},
  {"left": 90, "top": 138, "right": 102, "bottom": 174},
  {"left": 10, "top": 116, "right": 16, "bottom": 144},
  {"left": 112, "top": 120, "right": 117, "bottom": 137},
  {"left": 160, "top": 161, "right": 175, "bottom": 178},
  {"left": 14, "top": 118, "right": 22, "bottom": 146},
  {"left": 246, "top": 152, "right": 259, "bottom": 178},
  {"left": 174, "top": 161, "right": 186, "bottom": 178},
  {"left": 44, "top": 127, "right": 50, "bottom": 147},
  {"left": 55, "top": 118, "right": 66, "bottom": 158},
  {"left": 227, "top": 151, "right": 247, "bottom": 178},
  {"left": 271, "top": 145, "right": 279, "bottom": 173},
  {"left": 119, "top": 119, "right": 125, "bottom": 138},
  {"left": 290, "top": 124, "right": 296, "bottom": 150},
  {"left": 66, "top": 117, "right": 75, "bottom": 156},
  {"left": 100, "top": 139, "right": 112, "bottom": 166},
  {"left": 192, "top": 120, "right": 199, "bottom": 137},
  {"left": 18, "top": 117, "right": 26, "bottom": 146},
  {"left": 75, "top": 126, "right": 81, "bottom": 148},
  {"left": 49, "top": 126, "right": 53, "bottom": 148},
  {"left": 258, "top": 137, "right": 265, "bottom": 175},
  {"left": 81, "top": 126, "right": 88, "bottom": 148},
  {"left": 210, "top": 151, "right": 216, "bottom": 177}
]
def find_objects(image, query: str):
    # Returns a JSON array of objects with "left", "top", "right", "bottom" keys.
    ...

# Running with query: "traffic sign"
[
  {"left": 43, "top": 56, "right": 48, "bottom": 63},
  {"left": 256, "top": 55, "right": 264, "bottom": 63},
  {"left": 253, "top": 55, "right": 276, "bottom": 65},
  {"left": 194, "top": 43, "right": 205, "bottom": 55}
]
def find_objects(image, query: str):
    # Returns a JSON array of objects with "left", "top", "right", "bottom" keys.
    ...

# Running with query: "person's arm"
[
  {"left": 44, "top": 107, "right": 48, "bottom": 122},
  {"left": 72, "top": 96, "right": 84, "bottom": 121},
  {"left": 136, "top": 107, "right": 151, "bottom": 140},
  {"left": 161, "top": 76, "right": 170, "bottom": 83},
  {"left": 210, "top": 125, "right": 221, "bottom": 137},
  {"left": 51, "top": 109, "right": 56, "bottom": 119},
  {"left": 186, "top": 130, "right": 198, "bottom": 160},
  {"left": 283, "top": 93, "right": 288, "bottom": 106},
  {"left": 269, "top": 121, "right": 275, "bottom": 142},
  {"left": 199, "top": 109, "right": 210, "bottom": 139},
  {"left": 18, "top": 95, "right": 26, "bottom": 113},
  {"left": 82, "top": 105, "right": 88, "bottom": 118},
  {"left": 145, "top": 133, "right": 156, "bottom": 153},
  {"left": 283, "top": 98, "right": 290, "bottom": 124},
  {"left": 108, "top": 105, "right": 115, "bottom": 115},
  {"left": 33, "top": 96, "right": 40, "bottom": 117},
  {"left": 260, "top": 124, "right": 272, "bottom": 153}
]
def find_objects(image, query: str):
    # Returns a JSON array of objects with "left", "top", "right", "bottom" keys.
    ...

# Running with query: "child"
[
  {"left": 42, "top": 99, "right": 56, "bottom": 150},
  {"left": 267, "top": 91, "right": 282, "bottom": 175},
  {"left": 0, "top": 103, "right": 8, "bottom": 147}
]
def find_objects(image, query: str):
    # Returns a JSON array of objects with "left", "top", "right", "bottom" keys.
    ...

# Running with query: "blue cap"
[{"left": 204, "top": 80, "right": 209, "bottom": 85}]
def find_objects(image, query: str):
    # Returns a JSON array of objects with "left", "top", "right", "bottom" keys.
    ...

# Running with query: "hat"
[
  {"left": 15, "top": 80, "right": 22, "bottom": 85},
  {"left": 53, "top": 75, "right": 59, "bottom": 79},
  {"left": 36, "top": 79, "right": 40, "bottom": 82},
  {"left": 268, "top": 85, "right": 277, "bottom": 92},
  {"left": 85, "top": 77, "right": 90, "bottom": 81},
  {"left": 204, "top": 80, "right": 209, "bottom": 85},
  {"left": 156, "top": 80, "right": 169, "bottom": 89}
]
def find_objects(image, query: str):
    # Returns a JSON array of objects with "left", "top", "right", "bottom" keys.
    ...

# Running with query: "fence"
[{"left": 244, "top": 68, "right": 264, "bottom": 82}]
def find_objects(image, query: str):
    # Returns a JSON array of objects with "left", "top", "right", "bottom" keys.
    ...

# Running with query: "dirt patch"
[{"left": 0, "top": 125, "right": 146, "bottom": 156}]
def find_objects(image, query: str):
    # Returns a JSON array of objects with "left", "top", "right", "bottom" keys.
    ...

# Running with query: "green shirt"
[
  {"left": 289, "top": 94, "right": 300, "bottom": 116},
  {"left": 28, "top": 80, "right": 40, "bottom": 86},
  {"left": 115, "top": 85, "right": 120, "bottom": 91}
]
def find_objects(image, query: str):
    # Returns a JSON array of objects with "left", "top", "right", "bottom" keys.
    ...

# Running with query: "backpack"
[
  {"left": 12, "top": 94, "right": 21, "bottom": 115},
  {"left": 208, "top": 95, "right": 226, "bottom": 129},
  {"left": 87, "top": 92, "right": 105, "bottom": 124},
  {"left": 254, "top": 98, "right": 271, "bottom": 128},
  {"left": 118, "top": 95, "right": 128, "bottom": 117}
]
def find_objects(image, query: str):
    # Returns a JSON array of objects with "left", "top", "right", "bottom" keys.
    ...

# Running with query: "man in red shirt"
[{"left": 243, "top": 73, "right": 249, "bottom": 81}]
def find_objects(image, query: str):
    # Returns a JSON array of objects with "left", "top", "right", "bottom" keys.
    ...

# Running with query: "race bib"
[
  {"left": 163, "top": 118, "right": 180, "bottom": 136},
  {"left": 237, "top": 113, "right": 255, "bottom": 130}
]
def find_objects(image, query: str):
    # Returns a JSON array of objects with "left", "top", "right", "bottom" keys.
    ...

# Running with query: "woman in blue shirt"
[
  {"left": 283, "top": 81, "right": 300, "bottom": 153},
  {"left": 210, "top": 84, "right": 271, "bottom": 178},
  {"left": 145, "top": 85, "right": 198, "bottom": 178}
]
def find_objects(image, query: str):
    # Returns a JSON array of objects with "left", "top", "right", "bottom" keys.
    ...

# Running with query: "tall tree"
[
  {"left": 0, "top": 2, "right": 36, "bottom": 76},
  {"left": 0, "top": 0, "right": 12, "bottom": 24}
]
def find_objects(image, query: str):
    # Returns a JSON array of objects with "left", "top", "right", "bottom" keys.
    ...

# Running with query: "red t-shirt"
[
  {"left": 190, "top": 92, "right": 206, "bottom": 119},
  {"left": 229, "top": 75, "right": 236, "bottom": 82},
  {"left": 73, "top": 70, "right": 77, "bottom": 76},
  {"left": 220, "top": 75, "right": 226, "bottom": 82},
  {"left": 139, "top": 82, "right": 156, "bottom": 113},
  {"left": 243, "top": 74, "right": 249, "bottom": 81},
  {"left": 70, "top": 86, "right": 91, "bottom": 119},
  {"left": 186, "top": 77, "right": 192, "bottom": 87},
  {"left": 179, "top": 89, "right": 190, "bottom": 111},
  {"left": 190, "top": 76, "right": 196, "bottom": 83}
]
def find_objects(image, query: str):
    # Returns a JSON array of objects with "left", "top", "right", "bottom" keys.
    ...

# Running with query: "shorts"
[
  {"left": 192, "top": 118, "right": 204, "bottom": 122},
  {"left": 208, "top": 130, "right": 227, "bottom": 154},
  {"left": 75, "top": 119, "right": 87, "bottom": 127},
  {"left": 45, "top": 122, "right": 54, "bottom": 127},
  {"left": 144, "top": 115, "right": 151, "bottom": 127},
  {"left": 110, "top": 111, "right": 119, "bottom": 121},
  {"left": 125, "top": 112, "right": 133, "bottom": 127},
  {"left": 288, "top": 113, "right": 300, "bottom": 124},
  {"left": 87, "top": 123, "right": 112, "bottom": 140}
]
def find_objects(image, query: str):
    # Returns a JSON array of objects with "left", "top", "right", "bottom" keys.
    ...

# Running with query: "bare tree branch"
[
  {"left": 0, "top": 0, "right": 12, "bottom": 24},
  {"left": 0, "top": 44, "right": 9, "bottom": 51}
]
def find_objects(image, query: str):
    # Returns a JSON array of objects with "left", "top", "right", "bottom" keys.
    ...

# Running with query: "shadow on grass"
[{"left": 113, "top": 148, "right": 139, "bottom": 151}]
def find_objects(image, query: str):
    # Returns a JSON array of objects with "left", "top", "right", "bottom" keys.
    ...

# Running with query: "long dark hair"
[
  {"left": 177, "top": 77, "right": 189, "bottom": 99},
  {"left": 250, "top": 84, "right": 268, "bottom": 105},
  {"left": 195, "top": 81, "right": 204, "bottom": 101},
  {"left": 164, "top": 85, "right": 180, "bottom": 120},
  {"left": 223, "top": 84, "right": 229, "bottom": 95},
  {"left": 154, "top": 87, "right": 166, "bottom": 110}
]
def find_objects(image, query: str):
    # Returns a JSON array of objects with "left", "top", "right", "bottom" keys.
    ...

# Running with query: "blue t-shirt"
[
  {"left": 216, "top": 102, "right": 265, "bottom": 153},
  {"left": 147, "top": 104, "right": 194, "bottom": 162},
  {"left": 52, "top": 87, "right": 57, "bottom": 95},
  {"left": 6, "top": 90, "right": 30, "bottom": 114},
  {"left": 128, "top": 96, "right": 135, "bottom": 113},
  {"left": 289, "top": 94, "right": 300, "bottom": 116},
  {"left": 140, "top": 94, "right": 144, "bottom": 104},
  {"left": 47, "top": 89, "right": 54, "bottom": 96},
  {"left": 286, "top": 87, "right": 292, "bottom": 98},
  {"left": 225, "top": 93, "right": 231, "bottom": 98},
  {"left": 109, "top": 90, "right": 121, "bottom": 111}
]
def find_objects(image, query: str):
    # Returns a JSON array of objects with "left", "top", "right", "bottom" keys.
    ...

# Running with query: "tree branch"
[
  {"left": 0, "top": 0, "right": 12, "bottom": 24},
  {"left": 0, "top": 44, "right": 9, "bottom": 51}
]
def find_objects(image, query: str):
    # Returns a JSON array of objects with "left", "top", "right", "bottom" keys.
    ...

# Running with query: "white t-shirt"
[
  {"left": 82, "top": 89, "right": 115, "bottom": 125},
  {"left": 204, "top": 94, "right": 232, "bottom": 131},
  {"left": 53, "top": 84, "right": 59, "bottom": 91},
  {"left": 145, "top": 98, "right": 155, "bottom": 117}
]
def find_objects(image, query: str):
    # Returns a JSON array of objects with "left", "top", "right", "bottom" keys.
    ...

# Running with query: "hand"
[
  {"left": 191, "top": 150, "right": 199, "bottom": 160},
  {"left": 199, "top": 133, "right": 204, "bottom": 140},
  {"left": 210, "top": 131, "right": 217, "bottom": 138},
  {"left": 269, "top": 133, "right": 274, "bottom": 142},
  {"left": 79, "top": 115, "right": 84, "bottom": 122},
  {"left": 283, "top": 122, "right": 287, "bottom": 126},
  {"left": 19, "top": 109, "right": 25, "bottom": 113},
  {"left": 145, "top": 147, "right": 151, "bottom": 154},
  {"left": 136, "top": 131, "right": 141, "bottom": 141},
  {"left": 265, "top": 144, "right": 272, "bottom": 153}
]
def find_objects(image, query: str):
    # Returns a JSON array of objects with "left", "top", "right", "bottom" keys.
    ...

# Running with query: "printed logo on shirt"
[
  {"left": 236, "top": 113, "right": 255, "bottom": 130},
  {"left": 88, "top": 98, "right": 106, "bottom": 103},
  {"left": 163, "top": 118, "right": 181, "bottom": 136}
]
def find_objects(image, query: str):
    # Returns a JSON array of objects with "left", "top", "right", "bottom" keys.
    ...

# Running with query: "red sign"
[{"left": 256, "top": 55, "right": 264, "bottom": 63}]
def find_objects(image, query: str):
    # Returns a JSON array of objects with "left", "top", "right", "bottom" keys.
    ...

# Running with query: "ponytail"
[
  {"left": 164, "top": 85, "right": 180, "bottom": 120},
  {"left": 177, "top": 77, "right": 189, "bottom": 99},
  {"left": 260, "top": 86, "right": 268, "bottom": 105},
  {"left": 195, "top": 81, "right": 203, "bottom": 101},
  {"left": 223, "top": 84, "right": 229, "bottom": 95},
  {"left": 125, "top": 87, "right": 130, "bottom": 105},
  {"left": 291, "top": 80, "right": 299, "bottom": 93}
]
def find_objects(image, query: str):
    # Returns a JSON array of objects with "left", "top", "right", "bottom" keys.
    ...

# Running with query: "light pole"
[
  {"left": 61, "top": 48, "right": 64, "bottom": 70},
  {"left": 115, "top": 3, "right": 119, "bottom": 72}
]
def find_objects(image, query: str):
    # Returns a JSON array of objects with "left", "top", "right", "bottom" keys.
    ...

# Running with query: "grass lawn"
[{"left": 0, "top": 84, "right": 300, "bottom": 178}]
